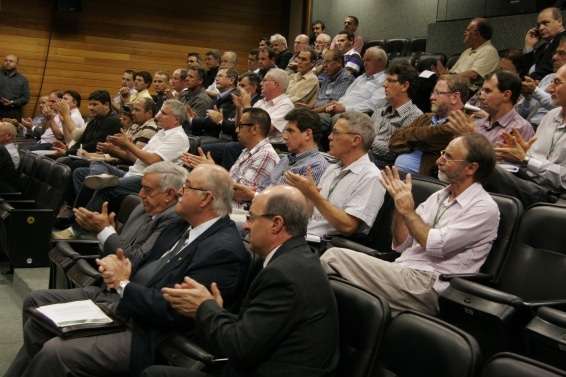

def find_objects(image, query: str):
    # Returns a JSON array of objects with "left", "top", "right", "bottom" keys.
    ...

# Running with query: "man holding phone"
[{"left": 521, "top": 7, "right": 566, "bottom": 80}]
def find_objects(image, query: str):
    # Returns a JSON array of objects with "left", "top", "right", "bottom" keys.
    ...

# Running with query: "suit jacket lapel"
[{"left": 144, "top": 216, "right": 231, "bottom": 287}]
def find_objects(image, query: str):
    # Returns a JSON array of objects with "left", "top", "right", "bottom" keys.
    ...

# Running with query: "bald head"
[
  {"left": 294, "top": 34, "right": 310, "bottom": 54},
  {"left": 260, "top": 185, "right": 312, "bottom": 237},
  {"left": 3, "top": 55, "right": 18, "bottom": 71}
]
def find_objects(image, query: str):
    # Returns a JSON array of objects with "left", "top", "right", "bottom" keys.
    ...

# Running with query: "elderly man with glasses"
[{"left": 322, "top": 133, "right": 500, "bottom": 315}]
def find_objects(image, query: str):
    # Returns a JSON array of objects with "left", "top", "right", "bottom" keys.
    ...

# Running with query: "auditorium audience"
[
  {"left": 287, "top": 111, "right": 385, "bottom": 239},
  {"left": 314, "top": 32, "right": 332, "bottom": 56},
  {"left": 53, "top": 89, "right": 86, "bottom": 144},
  {"left": 255, "top": 47, "right": 277, "bottom": 80},
  {"left": 73, "top": 161, "right": 184, "bottom": 262},
  {"left": 203, "top": 49, "right": 221, "bottom": 87},
  {"left": 390, "top": 74, "right": 470, "bottom": 176},
  {"left": 191, "top": 68, "right": 238, "bottom": 141},
  {"left": 112, "top": 69, "right": 136, "bottom": 112},
  {"left": 26, "top": 90, "right": 64, "bottom": 150},
  {"left": 521, "top": 7, "right": 566, "bottom": 80},
  {"left": 183, "top": 107, "right": 279, "bottom": 193},
  {"left": 371, "top": 62, "right": 423, "bottom": 166},
  {"left": 206, "top": 51, "right": 238, "bottom": 96},
  {"left": 19, "top": 95, "right": 48, "bottom": 140},
  {"left": 447, "top": 18, "right": 499, "bottom": 83},
  {"left": 0, "top": 121, "right": 20, "bottom": 192},
  {"left": 151, "top": 71, "right": 170, "bottom": 113},
  {"left": 286, "top": 47, "right": 319, "bottom": 106},
  {"left": 144, "top": 185, "right": 338, "bottom": 377},
  {"left": 169, "top": 68, "right": 189, "bottom": 100},
  {"left": 330, "top": 15, "right": 364, "bottom": 53},
  {"left": 95, "top": 97, "right": 159, "bottom": 165},
  {"left": 186, "top": 52, "right": 201, "bottom": 69},
  {"left": 285, "top": 34, "right": 310, "bottom": 72},
  {"left": 517, "top": 35, "right": 566, "bottom": 128},
  {"left": 247, "top": 48, "right": 259, "bottom": 72},
  {"left": 323, "top": 134, "right": 499, "bottom": 315},
  {"left": 334, "top": 30, "right": 363, "bottom": 76},
  {"left": 123, "top": 71, "right": 153, "bottom": 106},
  {"left": 0, "top": 54, "right": 30, "bottom": 121},
  {"left": 311, "top": 19, "right": 326, "bottom": 44},
  {"left": 271, "top": 33, "right": 293, "bottom": 69},
  {"left": 6, "top": 164, "right": 250, "bottom": 377},
  {"left": 483, "top": 63, "right": 566, "bottom": 206},
  {"left": 233, "top": 108, "right": 329, "bottom": 202},
  {"left": 180, "top": 68, "right": 214, "bottom": 119},
  {"left": 313, "top": 50, "right": 355, "bottom": 112}
]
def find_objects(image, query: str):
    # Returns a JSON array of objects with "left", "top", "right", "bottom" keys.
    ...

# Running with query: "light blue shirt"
[{"left": 339, "top": 71, "right": 386, "bottom": 113}]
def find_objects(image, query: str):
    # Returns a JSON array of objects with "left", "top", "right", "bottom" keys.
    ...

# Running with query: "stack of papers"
[{"left": 36, "top": 299, "right": 113, "bottom": 327}]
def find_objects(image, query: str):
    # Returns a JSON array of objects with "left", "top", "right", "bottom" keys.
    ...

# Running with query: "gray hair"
[
  {"left": 0, "top": 122, "right": 16, "bottom": 138},
  {"left": 161, "top": 99, "right": 187, "bottom": 124},
  {"left": 265, "top": 68, "right": 289, "bottom": 91},
  {"left": 337, "top": 111, "right": 376, "bottom": 151},
  {"left": 270, "top": 33, "right": 288, "bottom": 47},
  {"left": 264, "top": 186, "right": 312, "bottom": 237},
  {"left": 295, "top": 34, "right": 310, "bottom": 43},
  {"left": 316, "top": 33, "right": 332, "bottom": 44},
  {"left": 195, "top": 165, "right": 233, "bottom": 217},
  {"left": 143, "top": 161, "right": 187, "bottom": 191},
  {"left": 222, "top": 51, "right": 238, "bottom": 64},
  {"left": 365, "top": 47, "right": 388, "bottom": 66}
]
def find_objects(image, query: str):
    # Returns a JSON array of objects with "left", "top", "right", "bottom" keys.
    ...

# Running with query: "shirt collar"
[
  {"left": 188, "top": 216, "right": 222, "bottom": 243},
  {"left": 431, "top": 115, "right": 448, "bottom": 125},
  {"left": 245, "top": 138, "right": 270, "bottom": 155},
  {"left": 556, "top": 108, "right": 566, "bottom": 129},
  {"left": 339, "top": 153, "right": 371, "bottom": 174},
  {"left": 264, "top": 93, "right": 287, "bottom": 106},
  {"left": 482, "top": 108, "right": 517, "bottom": 130},
  {"left": 382, "top": 100, "right": 415, "bottom": 117},
  {"left": 287, "top": 148, "right": 319, "bottom": 164},
  {"left": 263, "top": 244, "right": 281, "bottom": 268},
  {"left": 470, "top": 40, "right": 492, "bottom": 53},
  {"left": 364, "top": 70, "right": 385, "bottom": 81},
  {"left": 441, "top": 182, "right": 484, "bottom": 207}
]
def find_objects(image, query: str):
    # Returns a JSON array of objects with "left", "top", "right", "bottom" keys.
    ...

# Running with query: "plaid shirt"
[{"left": 229, "top": 139, "right": 280, "bottom": 188}]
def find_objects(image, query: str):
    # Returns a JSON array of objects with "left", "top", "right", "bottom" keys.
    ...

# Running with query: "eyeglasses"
[
  {"left": 140, "top": 185, "right": 161, "bottom": 196},
  {"left": 246, "top": 212, "right": 277, "bottom": 222},
  {"left": 330, "top": 127, "right": 359, "bottom": 136},
  {"left": 439, "top": 150, "right": 467, "bottom": 163},
  {"left": 181, "top": 183, "right": 210, "bottom": 194},
  {"left": 431, "top": 90, "right": 454, "bottom": 96}
]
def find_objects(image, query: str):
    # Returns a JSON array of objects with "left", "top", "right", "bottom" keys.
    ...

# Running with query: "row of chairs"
[
  {"left": 321, "top": 176, "right": 566, "bottom": 370},
  {"left": 160, "top": 276, "right": 566, "bottom": 377},
  {"left": 363, "top": 37, "right": 427, "bottom": 59},
  {"left": 0, "top": 151, "right": 71, "bottom": 267}
]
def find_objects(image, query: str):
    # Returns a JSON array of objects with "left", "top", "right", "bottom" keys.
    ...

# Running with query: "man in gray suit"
[{"left": 73, "top": 161, "right": 185, "bottom": 262}]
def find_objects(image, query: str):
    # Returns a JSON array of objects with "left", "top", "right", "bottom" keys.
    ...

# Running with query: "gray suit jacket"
[{"left": 102, "top": 204, "right": 181, "bottom": 264}]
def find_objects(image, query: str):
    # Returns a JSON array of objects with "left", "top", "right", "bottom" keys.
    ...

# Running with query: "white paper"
[
  {"left": 36, "top": 299, "right": 113, "bottom": 327},
  {"left": 419, "top": 70, "right": 435, "bottom": 79}
]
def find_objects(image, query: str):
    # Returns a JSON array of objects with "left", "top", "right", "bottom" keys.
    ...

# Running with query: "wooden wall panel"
[{"left": 0, "top": 0, "right": 290, "bottom": 117}]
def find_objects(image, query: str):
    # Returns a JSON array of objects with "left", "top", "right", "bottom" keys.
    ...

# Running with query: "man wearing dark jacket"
[
  {"left": 6, "top": 165, "right": 250, "bottom": 377},
  {"left": 0, "top": 54, "right": 29, "bottom": 120},
  {"left": 144, "top": 185, "right": 339, "bottom": 377}
]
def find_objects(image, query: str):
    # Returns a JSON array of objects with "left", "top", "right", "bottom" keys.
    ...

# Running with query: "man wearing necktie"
[{"left": 7, "top": 165, "right": 250, "bottom": 377}]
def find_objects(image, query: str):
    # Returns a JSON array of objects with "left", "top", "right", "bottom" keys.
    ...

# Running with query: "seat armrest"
[
  {"left": 523, "top": 299, "right": 566, "bottom": 308},
  {"left": 439, "top": 272, "right": 492, "bottom": 282},
  {"left": 322, "top": 236, "right": 400, "bottom": 261},
  {"left": 168, "top": 334, "right": 227, "bottom": 365},
  {"left": 0, "top": 192, "right": 23, "bottom": 199},
  {"left": 536, "top": 306, "right": 566, "bottom": 327},
  {"left": 53, "top": 240, "right": 101, "bottom": 254},
  {"left": 6, "top": 199, "right": 36, "bottom": 208},
  {"left": 449, "top": 277, "right": 523, "bottom": 306}
]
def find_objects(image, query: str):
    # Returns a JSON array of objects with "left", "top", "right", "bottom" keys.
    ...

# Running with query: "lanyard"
[
  {"left": 328, "top": 169, "right": 351, "bottom": 199},
  {"left": 432, "top": 193, "right": 455, "bottom": 228}
]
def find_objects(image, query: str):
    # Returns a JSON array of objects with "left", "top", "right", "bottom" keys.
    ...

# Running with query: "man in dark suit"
[
  {"left": 6, "top": 165, "right": 250, "bottom": 377},
  {"left": 520, "top": 7, "right": 566, "bottom": 80},
  {"left": 190, "top": 68, "right": 238, "bottom": 142},
  {"left": 72, "top": 161, "right": 185, "bottom": 263},
  {"left": 144, "top": 185, "right": 339, "bottom": 377},
  {"left": 0, "top": 121, "right": 20, "bottom": 192}
]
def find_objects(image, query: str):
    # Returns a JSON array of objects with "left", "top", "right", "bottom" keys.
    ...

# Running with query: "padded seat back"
[
  {"left": 378, "top": 311, "right": 481, "bottom": 377},
  {"left": 37, "top": 161, "right": 70, "bottom": 211},
  {"left": 116, "top": 194, "right": 143, "bottom": 230},
  {"left": 482, "top": 194, "right": 522, "bottom": 280},
  {"left": 365, "top": 176, "right": 445, "bottom": 251},
  {"left": 330, "top": 277, "right": 390, "bottom": 377},
  {"left": 498, "top": 204, "right": 566, "bottom": 301},
  {"left": 482, "top": 352, "right": 566, "bottom": 377},
  {"left": 409, "top": 37, "right": 427, "bottom": 54},
  {"left": 384, "top": 38, "right": 410, "bottom": 58},
  {"left": 524, "top": 307, "right": 566, "bottom": 371}
]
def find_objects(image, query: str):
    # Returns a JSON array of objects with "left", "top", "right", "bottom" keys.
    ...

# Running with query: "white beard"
[{"left": 437, "top": 170, "right": 450, "bottom": 183}]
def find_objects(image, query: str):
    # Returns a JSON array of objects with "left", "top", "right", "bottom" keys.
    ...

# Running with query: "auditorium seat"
[
  {"left": 481, "top": 352, "right": 566, "bottom": 377},
  {"left": 376, "top": 310, "right": 481, "bottom": 377},
  {"left": 409, "top": 37, "right": 427, "bottom": 55},
  {"left": 524, "top": 306, "right": 566, "bottom": 370},
  {"left": 1, "top": 157, "right": 71, "bottom": 267},
  {"left": 439, "top": 203, "right": 566, "bottom": 358},
  {"left": 322, "top": 175, "right": 445, "bottom": 256},
  {"left": 159, "top": 275, "right": 391, "bottom": 377},
  {"left": 384, "top": 38, "right": 410, "bottom": 59}
]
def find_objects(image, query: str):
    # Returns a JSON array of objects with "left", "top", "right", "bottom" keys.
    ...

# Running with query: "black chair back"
[
  {"left": 482, "top": 352, "right": 566, "bottom": 377},
  {"left": 116, "top": 194, "right": 143, "bottom": 230},
  {"left": 378, "top": 311, "right": 481, "bottom": 377},
  {"left": 384, "top": 38, "right": 410, "bottom": 58},
  {"left": 524, "top": 306, "right": 566, "bottom": 371},
  {"left": 497, "top": 204, "right": 566, "bottom": 301},
  {"left": 330, "top": 277, "right": 390, "bottom": 377},
  {"left": 409, "top": 37, "right": 427, "bottom": 54}
]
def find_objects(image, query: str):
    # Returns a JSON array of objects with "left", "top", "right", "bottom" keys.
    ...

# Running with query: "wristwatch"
[{"left": 116, "top": 280, "right": 130, "bottom": 297}]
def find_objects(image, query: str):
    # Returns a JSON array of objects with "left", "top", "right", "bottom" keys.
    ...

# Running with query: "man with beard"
[{"left": 321, "top": 134, "right": 500, "bottom": 315}]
